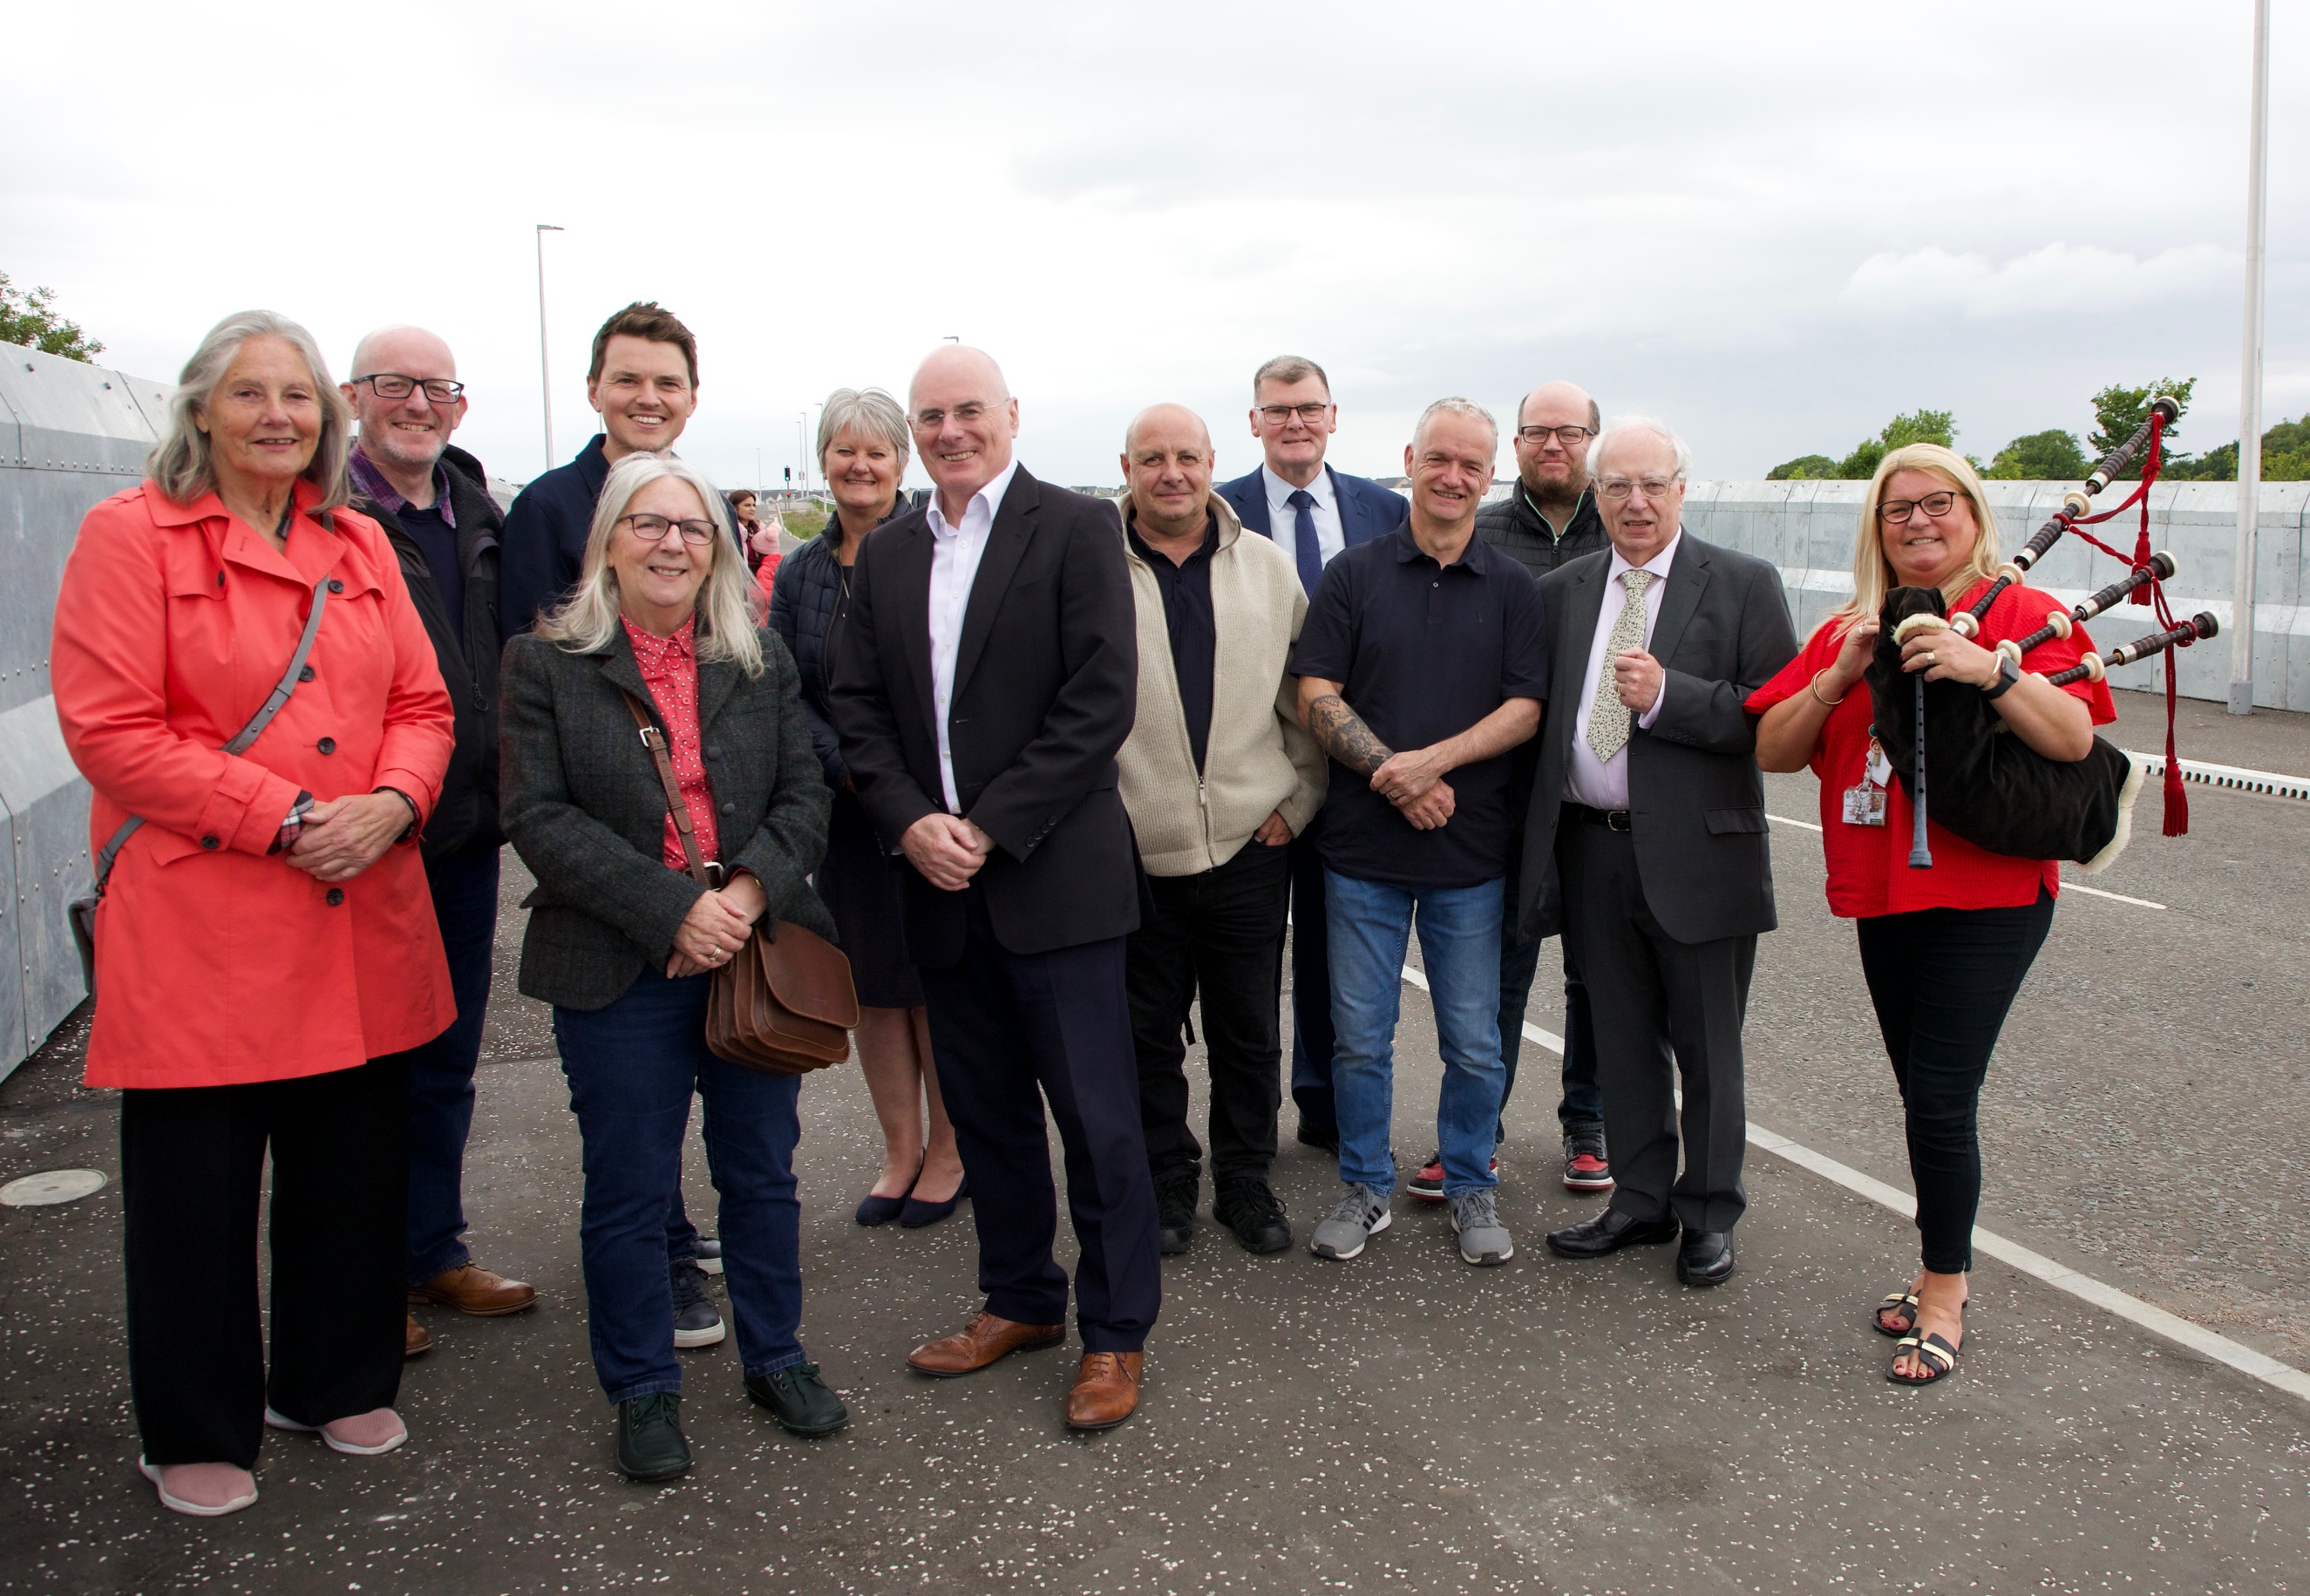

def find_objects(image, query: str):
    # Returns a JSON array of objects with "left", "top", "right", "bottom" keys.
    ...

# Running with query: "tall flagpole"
[
  {"left": 2229, "top": 0, "right": 2269, "bottom": 715},
  {"left": 536, "top": 224, "right": 565, "bottom": 476}
]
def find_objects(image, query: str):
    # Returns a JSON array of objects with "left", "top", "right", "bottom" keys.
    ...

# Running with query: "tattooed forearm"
[{"left": 1304, "top": 693, "right": 1393, "bottom": 778}]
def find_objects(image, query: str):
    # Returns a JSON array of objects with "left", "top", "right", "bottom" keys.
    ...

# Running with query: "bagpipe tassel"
[{"left": 2162, "top": 668, "right": 2189, "bottom": 837}]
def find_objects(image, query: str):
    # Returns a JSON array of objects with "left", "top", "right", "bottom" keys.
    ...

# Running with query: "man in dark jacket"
[{"left": 341, "top": 326, "right": 534, "bottom": 1355}]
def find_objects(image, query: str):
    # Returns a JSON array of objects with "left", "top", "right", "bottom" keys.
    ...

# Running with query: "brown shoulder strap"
[{"left": 621, "top": 690, "right": 715, "bottom": 888}]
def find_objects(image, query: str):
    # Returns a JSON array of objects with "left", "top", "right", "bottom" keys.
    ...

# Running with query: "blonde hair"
[
  {"left": 1838, "top": 443, "right": 2003, "bottom": 627},
  {"left": 533, "top": 454, "right": 765, "bottom": 676},
  {"left": 148, "top": 309, "right": 351, "bottom": 513}
]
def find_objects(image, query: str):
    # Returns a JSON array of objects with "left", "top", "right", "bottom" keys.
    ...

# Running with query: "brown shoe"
[
  {"left": 1064, "top": 1351, "right": 1144, "bottom": 1430},
  {"left": 906, "top": 1312, "right": 1066, "bottom": 1377},
  {"left": 407, "top": 1263, "right": 538, "bottom": 1317},
  {"left": 404, "top": 1314, "right": 433, "bottom": 1358}
]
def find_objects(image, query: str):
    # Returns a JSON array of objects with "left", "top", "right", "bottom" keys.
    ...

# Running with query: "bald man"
[
  {"left": 1114, "top": 405, "right": 1324, "bottom": 1260},
  {"left": 830, "top": 347, "right": 1158, "bottom": 1431},
  {"left": 340, "top": 328, "right": 537, "bottom": 1350}
]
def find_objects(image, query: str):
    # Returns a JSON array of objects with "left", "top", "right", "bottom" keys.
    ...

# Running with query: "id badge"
[{"left": 1842, "top": 784, "right": 1887, "bottom": 826}]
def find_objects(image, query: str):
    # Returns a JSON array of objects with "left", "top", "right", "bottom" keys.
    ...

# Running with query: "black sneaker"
[
  {"left": 1213, "top": 1177, "right": 1292, "bottom": 1254},
  {"left": 744, "top": 1362, "right": 849, "bottom": 1437},
  {"left": 1562, "top": 1127, "right": 1613, "bottom": 1193},
  {"left": 1154, "top": 1172, "right": 1198, "bottom": 1255},
  {"left": 615, "top": 1392, "right": 690, "bottom": 1481},
  {"left": 1294, "top": 1120, "right": 1339, "bottom": 1154},
  {"left": 670, "top": 1261, "right": 724, "bottom": 1348},
  {"left": 694, "top": 1236, "right": 724, "bottom": 1276}
]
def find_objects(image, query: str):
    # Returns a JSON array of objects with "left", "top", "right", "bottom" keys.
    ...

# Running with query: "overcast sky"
[{"left": 7, "top": 2, "right": 2301, "bottom": 492}]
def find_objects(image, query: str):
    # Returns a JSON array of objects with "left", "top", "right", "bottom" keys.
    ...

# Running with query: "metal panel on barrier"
[{"left": 0, "top": 696, "right": 92, "bottom": 1065}]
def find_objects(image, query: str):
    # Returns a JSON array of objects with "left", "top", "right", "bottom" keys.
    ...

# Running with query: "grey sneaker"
[
  {"left": 1449, "top": 1188, "right": 1514, "bottom": 1266},
  {"left": 1309, "top": 1184, "right": 1392, "bottom": 1260}
]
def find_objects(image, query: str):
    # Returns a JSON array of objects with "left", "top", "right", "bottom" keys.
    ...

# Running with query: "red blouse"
[
  {"left": 1745, "top": 578, "right": 2117, "bottom": 919},
  {"left": 622, "top": 615, "right": 720, "bottom": 872}
]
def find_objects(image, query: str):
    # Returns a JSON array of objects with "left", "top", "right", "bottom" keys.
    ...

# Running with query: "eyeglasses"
[
  {"left": 620, "top": 513, "right": 718, "bottom": 546},
  {"left": 1257, "top": 403, "right": 1331, "bottom": 425},
  {"left": 353, "top": 373, "right": 465, "bottom": 404},
  {"left": 1516, "top": 424, "right": 1594, "bottom": 446},
  {"left": 912, "top": 401, "right": 995, "bottom": 429},
  {"left": 1877, "top": 491, "right": 1960, "bottom": 524},
  {"left": 1596, "top": 474, "right": 1682, "bottom": 501}
]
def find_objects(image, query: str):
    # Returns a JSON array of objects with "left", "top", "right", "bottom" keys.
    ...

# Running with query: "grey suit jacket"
[
  {"left": 499, "top": 624, "right": 835, "bottom": 1011},
  {"left": 1515, "top": 533, "right": 1799, "bottom": 946}
]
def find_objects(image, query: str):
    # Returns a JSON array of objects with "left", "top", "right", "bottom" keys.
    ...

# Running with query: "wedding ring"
[{"left": 1923, "top": 650, "right": 1936, "bottom": 666}]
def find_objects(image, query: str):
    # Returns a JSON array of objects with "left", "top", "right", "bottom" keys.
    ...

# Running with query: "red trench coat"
[{"left": 51, "top": 479, "right": 457, "bottom": 1090}]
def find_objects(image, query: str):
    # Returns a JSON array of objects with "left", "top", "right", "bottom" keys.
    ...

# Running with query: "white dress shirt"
[
  {"left": 1262, "top": 463, "right": 1345, "bottom": 567},
  {"left": 926, "top": 458, "right": 1021, "bottom": 812},
  {"left": 1565, "top": 531, "right": 1679, "bottom": 812}
]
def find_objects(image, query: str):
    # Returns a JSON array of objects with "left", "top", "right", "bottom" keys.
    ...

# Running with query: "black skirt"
[{"left": 818, "top": 789, "right": 924, "bottom": 1010}]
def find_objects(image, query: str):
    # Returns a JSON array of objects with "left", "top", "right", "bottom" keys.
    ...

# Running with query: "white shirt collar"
[
  {"left": 1262, "top": 462, "right": 1334, "bottom": 514},
  {"left": 927, "top": 458, "right": 1022, "bottom": 541},
  {"left": 1606, "top": 528, "right": 1680, "bottom": 585}
]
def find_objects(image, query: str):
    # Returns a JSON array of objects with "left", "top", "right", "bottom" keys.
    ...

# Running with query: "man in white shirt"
[
  {"left": 830, "top": 345, "right": 1158, "bottom": 1432},
  {"left": 1512, "top": 418, "right": 1797, "bottom": 1290}
]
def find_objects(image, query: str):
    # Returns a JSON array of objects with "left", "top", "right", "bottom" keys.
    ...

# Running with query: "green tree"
[
  {"left": 1766, "top": 453, "right": 1839, "bottom": 480},
  {"left": 1986, "top": 429, "right": 2091, "bottom": 480},
  {"left": 0, "top": 272, "right": 105, "bottom": 362},
  {"left": 2157, "top": 416, "right": 2310, "bottom": 483},
  {"left": 1829, "top": 408, "right": 1956, "bottom": 479},
  {"left": 2088, "top": 377, "right": 2195, "bottom": 465}
]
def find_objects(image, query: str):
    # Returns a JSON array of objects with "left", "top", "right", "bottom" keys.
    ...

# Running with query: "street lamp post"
[
  {"left": 535, "top": 224, "right": 565, "bottom": 476},
  {"left": 797, "top": 411, "right": 809, "bottom": 493},
  {"left": 2229, "top": 0, "right": 2270, "bottom": 716}
]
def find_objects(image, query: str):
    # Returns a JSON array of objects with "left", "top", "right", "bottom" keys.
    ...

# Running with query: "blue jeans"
[
  {"left": 1324, "top": 871, "right": 1506, "bottom": 1198},
  {"left": 404, "top": 842, "right": 499, "bottom": 1284},
  {"left": 554, "top": 967, "right": 806, "bottom": 1403}
]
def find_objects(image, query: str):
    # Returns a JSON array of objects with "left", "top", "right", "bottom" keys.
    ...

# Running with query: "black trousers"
[
  {"left": 1128, "top": 840, "right": 1291, "bottom": 1185},
  {"left": 1495, "top": 931, "right": 1604, "bottom": 1138},
  {"left": 1559, "top": 821, "right": 1755, "bottom": 1234},
  {"left": 1855, "top": 886, "right": 2055, "bottom": 1274},
  {"left": 1284, "top": 812, "right": 1337, "bottom": 1132},
  {"left": 916, "top": 888, "right": 1161, "bottom": 1353},
  {"left": 119, "top": 1056, "right": 409, "bottom": 1469}
]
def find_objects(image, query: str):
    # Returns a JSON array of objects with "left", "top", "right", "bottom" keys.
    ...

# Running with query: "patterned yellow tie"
[{"left": 1586, "top": 568, "right": 1654, "bottom": 764}]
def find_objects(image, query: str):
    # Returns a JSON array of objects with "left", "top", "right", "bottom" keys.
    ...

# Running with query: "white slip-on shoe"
[{"left": 264, "top": 1406, "right": 408, "bottom": 1457}]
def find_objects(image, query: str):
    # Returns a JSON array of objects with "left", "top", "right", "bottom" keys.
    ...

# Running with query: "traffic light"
[{"left": 784, "top": 466, "right": 792, "bottom": 485}]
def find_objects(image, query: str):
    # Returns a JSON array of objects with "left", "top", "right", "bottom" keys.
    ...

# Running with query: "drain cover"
[{"left": 0, "top": 1169, "right": 109, "bottom": 1206}]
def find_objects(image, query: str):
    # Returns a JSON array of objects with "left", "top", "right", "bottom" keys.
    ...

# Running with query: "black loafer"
[
  {"left": 1546, "top": 1207, "right": 1681, "bottom": 1259},
  {"left": 615, "top": 1393, "right": 690, "bottom": 1481},
  {"left": 744, "top": 1362, "right": 850, "bottom": 1437},
  {"left": 1676, "top": 1230, "right": 1735, "bottom": 1287}
]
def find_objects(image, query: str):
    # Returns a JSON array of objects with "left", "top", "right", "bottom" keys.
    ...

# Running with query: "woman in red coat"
[
  {"left": 1750, "top": 444, "right": 2114, "bottom": 1389},
  {"left": 51, "top": 310, "right": 455, "bottom": 1518}
]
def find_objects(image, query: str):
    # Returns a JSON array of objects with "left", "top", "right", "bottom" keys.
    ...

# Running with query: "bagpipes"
[{"left": 1864, "top": 396, "right": 2218, "bottom": 872}]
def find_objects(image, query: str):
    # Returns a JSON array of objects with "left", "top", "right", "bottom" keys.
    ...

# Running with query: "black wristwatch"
[{"left": 1980, "top": 655, "right": 2022, "bottom": 701}]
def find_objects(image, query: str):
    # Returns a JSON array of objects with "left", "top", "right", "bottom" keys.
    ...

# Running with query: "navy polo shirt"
[
  {"left": 1289, "top": 524, "right": 1550, "bottom": 888},
  {"left": 1126, "top": 513, "right": 1219, "bottom": 774}
]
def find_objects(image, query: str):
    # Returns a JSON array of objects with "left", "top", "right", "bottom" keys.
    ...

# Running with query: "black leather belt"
[{"left": 1566, "top": 802, "right": 1633, "bottom": 832}]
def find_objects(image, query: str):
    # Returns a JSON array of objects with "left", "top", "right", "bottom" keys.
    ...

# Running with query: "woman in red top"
[
  {"left": 1749, "top": 443, "right": 2115, "bottom": 1388},
  {"left": 52, "top": 311, "right": 456, "bottom": 1516}
]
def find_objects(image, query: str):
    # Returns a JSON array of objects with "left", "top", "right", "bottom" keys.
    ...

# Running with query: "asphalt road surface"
[{"left": 2, "top": 689, "right": 2306, "bottom": 1594}]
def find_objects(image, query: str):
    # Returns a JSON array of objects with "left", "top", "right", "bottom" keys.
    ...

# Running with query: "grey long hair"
[
  {"left": 533, "top": 453, "right": 765, "bottom": 676},
  {"left": 147, "top": 309, "right": 351, "bottom": 512}
]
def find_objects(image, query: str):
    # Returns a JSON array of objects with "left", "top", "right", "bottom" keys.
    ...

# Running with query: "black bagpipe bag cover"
[{"left": 1863, "top": 587, "right": 2133, "bottom": 865}]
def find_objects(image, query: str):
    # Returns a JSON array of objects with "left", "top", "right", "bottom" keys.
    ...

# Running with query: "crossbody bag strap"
[
  {"left": 620, "top": 690, "right": 717, "bottom": 889},
  {"left": 92, "top": 573, "right": 333, "bottom": 894}
]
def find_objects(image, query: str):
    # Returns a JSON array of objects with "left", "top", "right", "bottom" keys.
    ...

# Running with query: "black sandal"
[
  {"left": 1873, "top": 1291, "right": 1919, "bottom": 1338},
  {"left": 1887, "top": 1330, "right": 1960, "bottom": 1385}
]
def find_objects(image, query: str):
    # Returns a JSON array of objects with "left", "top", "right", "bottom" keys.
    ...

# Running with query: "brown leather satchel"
[{"left": 622, "top": 692, "right": 857, "bottom": 1075}]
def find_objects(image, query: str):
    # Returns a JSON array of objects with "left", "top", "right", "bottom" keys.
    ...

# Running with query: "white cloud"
[{"left": 1840, "top": 243, "right": 2239, "bottom": 320}]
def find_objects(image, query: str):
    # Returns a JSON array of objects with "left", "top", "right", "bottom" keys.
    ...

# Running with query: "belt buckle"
[{"left": 1606, "top": 810, "right": 1632, "bottom": 833}]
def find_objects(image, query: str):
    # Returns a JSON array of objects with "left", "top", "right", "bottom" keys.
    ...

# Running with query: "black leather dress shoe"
[
  {"left": 1676, "top": 1230, "right": 1735, "bottom": 1287},
  {"left": 1546, "top": 1207, "right": 1681, "bottom": 1259}
]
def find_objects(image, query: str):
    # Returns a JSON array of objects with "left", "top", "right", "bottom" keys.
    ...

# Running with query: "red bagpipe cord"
[{"left": 2057, "top": 412, "right": 2188, "bottom": 834}]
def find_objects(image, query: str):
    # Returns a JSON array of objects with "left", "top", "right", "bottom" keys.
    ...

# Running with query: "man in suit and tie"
[
  {"left": 1520, "top": 417, "right": 1798, "bottom": 1287},
  {"left": 1216, "top": 356, "right": 1405, "bottom": 1155},
  {"left": 829, "top": 345, "right": 1158, "bottom": 1431}
]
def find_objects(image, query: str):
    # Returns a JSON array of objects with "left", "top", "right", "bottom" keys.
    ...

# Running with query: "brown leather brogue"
[
  {"left": 1064, "top": 1351, "right": 1144, "bottom": 1430},
  {"left": 404, "top": 1314, "right": 433, "bottom": 1358},
  {"left": 907, "top": 1312, "right": 1066, "bottom": 1377},
  {"left": 408, "top": 1263, "right": 538, "bottom": 1317}
]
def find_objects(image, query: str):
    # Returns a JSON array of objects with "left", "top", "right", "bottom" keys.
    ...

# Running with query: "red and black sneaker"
[
  {"left": 1562, "top": 1128, "right": 1613, "bottom": 1193},
  {"left": 1406, "top": 1151, "right": 1497, "bottom": 1203}
]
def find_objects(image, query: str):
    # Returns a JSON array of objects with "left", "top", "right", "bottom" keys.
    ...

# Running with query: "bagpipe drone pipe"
[{"left": 1864, "top": 586, "right": 2218, "bottom": 873}]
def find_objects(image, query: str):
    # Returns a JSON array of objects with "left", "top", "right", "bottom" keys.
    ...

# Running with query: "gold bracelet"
[{"left": 1809, "top": 670, "right": 1846, "bottom": 708}]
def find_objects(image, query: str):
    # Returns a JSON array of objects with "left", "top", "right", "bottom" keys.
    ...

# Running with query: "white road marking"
[
  {"left": 1764, "top": 812, "right": 2167, "bottom": 910},
  {"left": 1399, "top": 961, "right": 2310, "bottom": 1406}
]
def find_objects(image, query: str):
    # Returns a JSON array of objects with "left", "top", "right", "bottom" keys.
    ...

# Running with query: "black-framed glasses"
[
  {"left": 1878, "top": 491, "right": 1960, "bottom": 524},
  {"left": 353, "top": 372, "right": 465, "bottom": 404},
  {"left": 620, "top": 513, "right": 718, "bottom": 546},
  {"left": 1596, "top": 474, "right": 1682, "bottom": 501},
  {"left": 1516, "top": 424, "right": 1594, "bottom": 446},
  {"left": 1257, "top": 403, "right": 1331, "bottom": 424}
]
